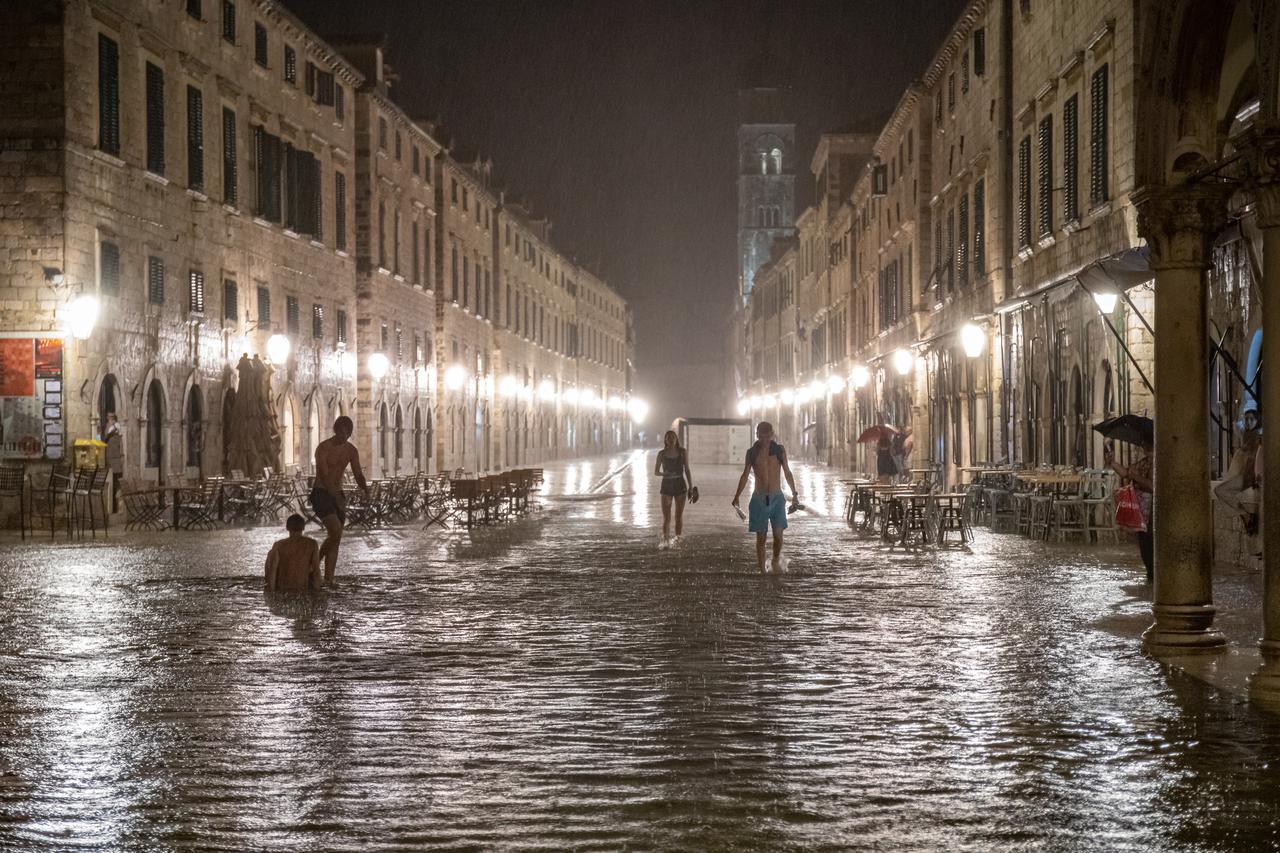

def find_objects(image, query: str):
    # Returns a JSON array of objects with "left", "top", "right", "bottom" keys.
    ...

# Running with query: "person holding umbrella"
[
  {"left": 857, "top": 424, "right": 899, "bottom": 484},
  {"left": 1097, "top": 415, "right": 1154, "bottom": 583}
]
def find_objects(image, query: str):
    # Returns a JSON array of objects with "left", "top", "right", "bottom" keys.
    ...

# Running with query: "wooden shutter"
[
  {"left": 186, "top": 85, "right": 204, "bottom": 190},
  {"left": 188, "top": 270, "right": 205, "bottom": 313},
  {"left": 1018, "top": 136, "right": 1031, "bottom": 248},
  {"left": 100, "top": 241, "right": 120, "bottom": 296},
  {"left": 1063, "top": 95, "right": 1079, "bottom": 222},
  {"left": 334, "top": 171, "right": 346, "bottom": 251},
  {"left": 222, "top": 107, "right": 237, "bottom": 205},
  {"left": 98, "top": 35, "right": 120, "bottom": 156},
  {"left": 312, "top": 304, "right": 323, "bottom": 339},
  {"left": 145, "top": 62, "right": 165, "bottom": 175},
  {"left": 257, "top": 286, "right": 270, "bottom": 325},
  {"left": 1037, "top": 114, "right": 1052, "bottom": 236},
  {"left": 221, "top": 0, "right": 235, "bottom": 43},
  {"left": 147, "top": 256, "right": 165, "bottom": 304},
  {"left": 973, "top": 28, "right": 985, "bottom": 76},
  {"left": 1090, "top": 64, "right": 1109, "bottom": 205},
  {"left": 973, "top": 179, "right": 985, "bottom": 275},
  {"left": 254, "top": 23, "right": 267, "bottom": 67},
  {"left": 223, "top": 279, "right": 237, "bottom": 321},
  {"left": 958, "top": 194, "right": 969, "bottom": 285},
  {"left": 286, "top": 295, "right": 299, "bottom": 334}
]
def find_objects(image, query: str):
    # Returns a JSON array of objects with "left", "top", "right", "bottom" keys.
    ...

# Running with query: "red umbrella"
[{"left": 857, "top": 424, "right": 897, "bottom": 443}]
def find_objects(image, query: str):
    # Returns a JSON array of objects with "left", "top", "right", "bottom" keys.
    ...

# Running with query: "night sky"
[{"left": 289, "top": 0, "right": 968, "bottom": 432}]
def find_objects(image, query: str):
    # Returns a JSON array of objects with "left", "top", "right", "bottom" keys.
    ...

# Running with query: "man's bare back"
[
  {"left": 314, "top": 436, "right": 361, "bottom": 495},
  {"left": 749, "top": 442, "right": 785, "bottom": 494},
  {"left": 266, "top": 535, "right": 320, "bottom": 592}
]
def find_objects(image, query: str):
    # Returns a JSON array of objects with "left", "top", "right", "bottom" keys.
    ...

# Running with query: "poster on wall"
[{"left": 0, "top": 337, "right": 63, "bottom": 460}]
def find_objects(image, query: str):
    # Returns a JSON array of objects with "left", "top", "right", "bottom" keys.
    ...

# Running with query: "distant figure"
[
  {"left": 311, "top": 416, "right": 369, "bottom": 584},
  {"left": 265, "top": 514, "right": 320, "bottom": 592},
  {"left": 654, "top": 429, "right": 692, "bottom": 548},
  {"left": 732, "top": 421, "right": 799, "bottom": 573},
  {"left": 102, "top": 412, "right": 123, "bottom": 513},
  {"left": 898, "top": 425, "right": 914, "bottom": 483},
  {"left": 1106, "top": 438, "right": 1154, "bottom": 584},
  {"left": 1215, "top": 410, "right": 1260, "bottom": 535},
  {"left": 876, "top": 433, "right": 896, "bottom": 485}
]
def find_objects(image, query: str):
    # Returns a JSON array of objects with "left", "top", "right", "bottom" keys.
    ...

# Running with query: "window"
[
  {"left": 223, "top": 279, "right": 237, "bottom": 322},
  {"left": 257, "top": 285, "right": 270, "bottom": 326},
  {"left": 334, "top": 171, "right": 346, "bottom": 251},
  {"left": 186, "top": 0, "right": 201, "bottom": 19},
  {"left": 145, "top": 62, "right": 165, "bottom": 175},
  {"left": 334, "top": 84, "right": 344, "bottom": 121},
  {"left": 451, "top": 179, "right": 458, "bottom": 204},
  {"left": 380, "top": 324, "right": 389, "bottom": 351},
  {"left": 283, "top": 143, "right": 322, "bottom": 236},
  {"left": 1090, "top": 64, "right": 1109, "bottom": 206},
  {"left": 394, "top": 130, "right": 401, "bottom": 161},
  {"left": 451, "top": 246, "right": 458, "bottom": 301},
  {"left": 1064, "top": 95, "right": 1079, "bottom": 222},
  {"left": 378, "top": 117, "right": 387, "bottom": 150},
  {"left": 412, "top": 146, "right": 420, "bottom": 175},
  {"left": 423, "top": 224, "right": 431, "bottom": 289},
  {"left": 222, "top": 107, "right": 237, "bottom": 205},
  {"left": 98, "top": 35, "right": 120, "bottom": 156},
  {"left": 254, "top": 23, "right": 268, "bottom": 67},
  {"left": 393, "top": 210, "right": 401, "bottom": 273},
  {"left": 958, "top": 194, "right": 969, "bottom": 285},
  {"left": 186, "top": 85, "right": 204, "bottom": 190},
  {"left": 284, "top": 45, "right": 296, "bottom": 85},
  {"left": 221, "top": 0, "right": 235, "bottom": 43},
  {"left": 377, "top": 201, "right": 386, "bottom": 267},
  {"left": 286, "top": 296, "right": 299, "bottom": 334},
  {"left": 907, "top": 130, "right": 914, "bottom": 164},
  {"left": 412, "top": 223, "right": 419, "bottom": 283},
  {"left": 935, "top": 93, "right": 943, "bottom": 123},
  {"left": 1038, "top": 114, "right": 1053, "bottom": 236},
  {"left": 314, "top": 70, "right": 334, "bottom": 106},
  {"left": 188, "top": 269, "right": 205, "bottom": 313},
  {"left": 145, "top": 381, "right": 164, "bottom": 468},
  {"left": 973, "top": 179, "right": 986, "bottom": 275},
  {"left": 147, "top": 256, "right": 164, "bottom": 304},
  {"left": 100, "top": 241, "right": 120, "bottom": 296},
  {"left": 312, "top": 303, "right": 323, "bottom": 339},
  {"left": 948, "top": 73, "right": 956, "bottom": 112},
  {"left": 1018, "top": 135, "right": 1031, "bottom": 248},
  {"left": 463, "top": 255, "right": 470, "bottom": 307},
  {"left": 946, "top": 207, "right": 955, "bottom": 292},
  {"left": 973, "top": 28, "right": 985, "bottom": 77},
  {"left": 336, "top": 309, "right": 348, "bottom": 346}
]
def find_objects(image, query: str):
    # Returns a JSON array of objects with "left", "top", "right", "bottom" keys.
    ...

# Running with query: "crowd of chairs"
[
  {"left": 0, "top": 464, "right": 112, "bottom": 540},
  {"left": 843, "top": 476, "right": 972, "bottom": 548}
]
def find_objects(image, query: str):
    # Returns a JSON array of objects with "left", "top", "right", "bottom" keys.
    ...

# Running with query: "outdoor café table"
[
  {"left": 930, "top": 493, "right": 971, "bottom": 545},
  {"left": 1014, "top": 471, "right": 1083, "bottom": 487}
]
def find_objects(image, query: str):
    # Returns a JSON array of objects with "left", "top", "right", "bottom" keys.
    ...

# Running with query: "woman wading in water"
[{"left": 655, "top": 430, "right": 694, "bottom": 548}]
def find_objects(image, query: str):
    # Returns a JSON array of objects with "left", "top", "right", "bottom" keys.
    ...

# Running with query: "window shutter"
[
  {"left": 973, "top": 28, "right": 985, "bottom": 76},
  {"left": 1037, "top": 114, "right": 1052, "bottom": 236},
  {"left": 334, "top": 84, "right": 345, "bottom": 121},
  {"left": 257, "top": 285, "right": 270, "bottom": 326},
  {"left": 145, "top": 62, "right": 165, "bottom": 175},
  {"left": 973, "top": 179, "right": 986, "bottom": 275},
  {"left": 1090, "top": 64, "right": 1109, "bottom": 205},
  {"left": 147, "top": 256, "right": 165, "bottom": 305},
  {"left": 223, "top": 279, "right": 237, "bottom": 322},
  {"left": 100, "top": 241, "right": 120, "bottom": 296},
  {"left": 946, "top": 207, "right": 955, "bottom": 292},
  {"left": 317, "top": 71, "right": 334, "bottom": 106},
  {"left": 221, "top": 0, "right": 236, "bottom": 43},
  {"left": 958, "top": 194, "right": 969, "bottom": 285},
  {"left": 186, "top": 0, "right": 202, "bottom": 19},
  {"left": 97, "top": 35, "right": 120, "bottom": 156},
  {"left": 1063, "top": 95, "right": 1079, "bottom": 222},
  {"left": 336, "top": 310, "right": 347, "bottom": 346},
  {"left": 222, "top": 107, "right": 237, "bottom": 205},
  {"left": 304, "top": 60, "right": 315, "bottom": 96},
  {"left": 188, "top": 270, "right": 205, "bottom": 313},
  {"left": 412, "top": 222, "right": 419, "bottom": 283},
  {"left": 1018, "top": 136, "right": 1031, "bottom": 248},
  {"left": 312, "top": 304, "right": 323, "bottom": 339},
  {"left": 283, "top": 142, "right": 299, "bottom": 230},
  {"left": 962, "top": 52, "right": 970, "bottom": 93},
  {"left": 334, "top": 171, "right": 346, "bottom": 251},
  {"left": 285, "top": 46, "right": 297, "bottom": 85},
  {"left": 286, "top": 296, "right": 299, "bottom": 334},
  {"left": 309, "top": 154, "right": 322, "bottom": 240},
  {"left": 186, "top": 85, "right": 204, "bottom": 190},
  {"left": 254, "top": 23, "right": 268, "bottom": 67}
]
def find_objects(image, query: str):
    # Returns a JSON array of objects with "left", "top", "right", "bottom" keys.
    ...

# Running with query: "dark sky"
[{"left": 289, "top": 0, "right": 967, "bottom": 431}]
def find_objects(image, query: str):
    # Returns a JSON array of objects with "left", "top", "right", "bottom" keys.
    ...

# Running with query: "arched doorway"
[
  {"left": 145, "top": 380, "right": 166, "bottom": 480},
  {"left": 281, "top": 394, "right": 298, "bottom": 472},
  {"left": 379, "top": 402, "right": 391, "bottom": 474},
  {"left": 97, "top": 373, "right": 121, "bottom": 438},
  {"left": 185, "top": 385, "right": 204, "bottom": 472},
  {"left": 394, "top": 404, "right": 404, "bottom": 473},
  {"left": 307, "top": 396, "right": 321, "bottom": 473}
]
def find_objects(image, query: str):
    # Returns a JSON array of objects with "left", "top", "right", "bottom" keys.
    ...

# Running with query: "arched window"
[
  {"left": 186, "top": 385, "right": 203, "bottom": 469},
  {"left": 413, "top": 406, "right": 422, "bottom": 469},
  {"left": 770, "top": 148, "right": 783, "bottom": 175},
  {"left": 394, "top": 405, "right": 404, "bottom": 463},
  {"left": 759, "top": 152, "right": 768, "bottom": 175},
  {"left": 145, "top": 381, "right": 165, "bottom": 469},
  {"left": 379, "top": 403, "right": 390, "bottom": 470}
]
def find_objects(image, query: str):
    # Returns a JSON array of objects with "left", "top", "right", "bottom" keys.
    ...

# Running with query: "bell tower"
[{"left": 737, "top": 88, "right": 795, "bottom": 305}]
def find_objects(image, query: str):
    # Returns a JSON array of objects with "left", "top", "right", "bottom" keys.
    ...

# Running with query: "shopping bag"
[{"left": 1115, "top": 484, "right": 1147, "bottom": 532}]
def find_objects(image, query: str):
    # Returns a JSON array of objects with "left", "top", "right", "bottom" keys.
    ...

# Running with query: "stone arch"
[
  {"left": 183, "top": 382, "right": 204, "bottom": 473},
  {"left": 279, "top": 386, "right": 300, "bottom": 472},
  {"left": 143, "top": 375, "right": 167, "bottom": 480}
]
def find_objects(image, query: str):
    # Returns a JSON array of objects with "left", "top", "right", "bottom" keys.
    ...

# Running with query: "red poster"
[
  {"left": 0, "top": 339, "right": 34, "bottom": 397},
  {"left": 34, "top": 338, "right": 62, "bottom": 379}
]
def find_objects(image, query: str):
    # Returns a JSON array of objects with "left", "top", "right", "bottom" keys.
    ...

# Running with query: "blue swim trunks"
[{"left": 748, "top": 491, "right": 788, "bottom": 533}]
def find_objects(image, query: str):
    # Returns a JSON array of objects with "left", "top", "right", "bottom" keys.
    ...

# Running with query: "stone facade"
[{"left": 0, "top": 0, "right": 633, "bottom": 490}]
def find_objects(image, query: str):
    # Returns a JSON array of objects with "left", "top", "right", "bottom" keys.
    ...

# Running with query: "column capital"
[
  {"left": 1240, "top": 126, "right": 1280, "bottom": 228},
  {"left": 1133, "top": 184, "right": 1232, "bottom": 271}
]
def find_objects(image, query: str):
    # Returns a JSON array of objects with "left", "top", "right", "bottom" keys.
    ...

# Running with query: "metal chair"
[
  {"left": 29, "top": 465, "right": 73, "bottom": 539},
  {"left": 0, "top": 466, "right": 27, "bottom": 539},
  {"left": 124, "top": 488, "right": 169, "bottom": 531},
  {"left": 176, "top": 482, "right": 221, "bottom": 529}
]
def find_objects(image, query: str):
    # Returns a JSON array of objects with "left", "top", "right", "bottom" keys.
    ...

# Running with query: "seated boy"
[{"left": 265, "top": 514, "right": 320, "bottom": 592}]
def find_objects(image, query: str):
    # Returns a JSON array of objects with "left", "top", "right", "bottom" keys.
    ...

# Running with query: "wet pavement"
[{"left": 2, "top": 451, "right": 1280, "bottom": 851}]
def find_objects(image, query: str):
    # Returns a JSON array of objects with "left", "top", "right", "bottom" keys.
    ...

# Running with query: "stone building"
[{"left": 1, "top": 0, "right": 361, "bottom": 484}]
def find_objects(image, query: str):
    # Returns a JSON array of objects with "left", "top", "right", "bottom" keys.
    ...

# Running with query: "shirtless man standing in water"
[
  {"left": 731, "top": 421, "right": 799, "bottom": 573},
  {"left": 311, "top": 415, "right": 368, "bottom": 584}
]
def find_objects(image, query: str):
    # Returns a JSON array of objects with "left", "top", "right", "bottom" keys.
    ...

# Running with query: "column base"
[
  {"left": 1141, "top": 604, "right": 1227, "bottom": 656},
  {"left": 1248, "top": 641, "right": 1280, "bottom": 707}
]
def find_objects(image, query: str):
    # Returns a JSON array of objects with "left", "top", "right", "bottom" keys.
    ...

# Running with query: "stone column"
[
  {"left": 1133, "top": 185, "right": 1230, "bottom": 656},
  {"left": 1247, "top": 134, "right": 1280, "bottom": 703}
]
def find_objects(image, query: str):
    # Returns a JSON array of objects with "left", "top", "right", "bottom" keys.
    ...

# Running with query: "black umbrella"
[{"left": 1093, "top": 414, "right": 1153, "bottom": 447}]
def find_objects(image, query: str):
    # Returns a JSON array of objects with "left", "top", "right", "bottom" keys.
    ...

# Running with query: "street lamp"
[
  {"left": 628, "top": 398, "right": 649, "bottom": 424},
  {"left": 444, "top": 363, "right": 467, "bottom": 391},
  {"left": 850, "top": 364, "right": 870, "bottom": 388},
  {"left": 780, "top": 388, "right": 795, "bottom": 405},
  {"left": 66, "top": 294, "right": 99, "bottom": 340},
  {"left": 266, "top": 333, "right": 291, "bottom": 364},
  {"left": 499, "top": 375, "right": 519, "bottom": 397},
  {"left": 368, "top": 352, "right": 390, "bottom": 379},
  {"left": 762, "top": 393, "right": 777, "bottom": 408},
  {"left": 960, "top": 323, "right": 986, "bottom": 358},
  {"left": 538, "top": 379, "right": 556, "bottom": 401},
  {"left": 892, "top": 348, "right": 913, "bottom": 375},
  {"left": 736, "top": 398, "right": 750, "bottom": 416},
  {"left": 827, "top": 374, "right": 845, "bottom": 394},
  {"left": 563, "top": 387, "right": 580, "bottom": 405},
  {"left": 1093, "top": 290, "right": 1118, "bottom": 314}
]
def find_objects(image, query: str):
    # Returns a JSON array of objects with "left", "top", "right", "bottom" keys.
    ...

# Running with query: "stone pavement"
[{"left": 1, "top": 451, "right": 1279, "bottom": 850}]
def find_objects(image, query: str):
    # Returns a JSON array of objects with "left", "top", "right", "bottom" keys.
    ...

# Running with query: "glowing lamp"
[
  {"left": 499, "top": 375, "right": 519, "bottom": 397},
  {"left": 563, "top": 387, "right": 580, "bottom": 405},
  {"left": 893, "top": 349, "right": 913, "bottom": 376},
  {"left": 608, "top": 395, "right": 624, "bottom": 412},
  {"left": 341, "top": 352, "right": 358, "bottom": 377},
  {"left": 444, "top": 364, "right": 467, "bottom": 390},
  {"left": 762, "top": 394, "right": 777, "bottom": 408},
  {"left": 780, "top": 389, "right": 795, "bottom": 405},
  {"left": 1093, "top": 291, "right": 1118, "bottom": 314},
  {"left": 796, "top": 387, "right": 813, "bottom": 405},
  {"left": 736, "top": 399, "right": 750, "bottom": 416},
  {"left": 66, "top": 294, "right": 99, "bottom": 340},
  {"left": 538, "top": 379, "right": 556, "bottom": 400},
  {"left": 266, "top": 333, "right": 291, "bottom": 364},
  {"left": 851, "top": 365, "right": 870, "bottom": 388},
  {"left": 960, "top": 323, "right": 986, "bottom": 358},
  {"left": 367, "top": 352, "right": 390, "bottom": 379},
  {"left": 628, "top": 398, "right": 650, "bottom": 424},
  {"left": 827, "top": 374, "right": 845, "bottom": 394}
]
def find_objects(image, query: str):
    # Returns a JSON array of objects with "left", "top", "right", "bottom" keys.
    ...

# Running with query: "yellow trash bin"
[{"left": 74, "top": 438, "right": 107, "bottom": 470}]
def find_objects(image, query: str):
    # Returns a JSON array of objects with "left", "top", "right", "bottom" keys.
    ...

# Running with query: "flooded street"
[{"left": 2, "top": 452, "right": 1280, "bottom": 851}]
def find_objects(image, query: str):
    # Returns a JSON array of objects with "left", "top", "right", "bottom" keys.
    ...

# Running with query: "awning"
[{"left": 1074, "top": 246, "right": 1152, "bottom": 294}]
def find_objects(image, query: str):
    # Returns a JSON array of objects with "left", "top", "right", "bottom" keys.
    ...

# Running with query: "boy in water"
[
  {"left": 265, "top": 514, "right": 320, "bottom": 592},
  {"left": 731, "top": 421, "right": 799, "bottom": 573}
]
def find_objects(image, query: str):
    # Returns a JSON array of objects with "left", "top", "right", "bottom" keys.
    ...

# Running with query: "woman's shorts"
[{"left": 660, "top": 478, "right": 687, "bottom": 497}]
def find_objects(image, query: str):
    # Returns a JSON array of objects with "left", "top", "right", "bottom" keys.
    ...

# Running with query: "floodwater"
[{"left": 1, "top": 451, "right": 1279, "bottom": 851}]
